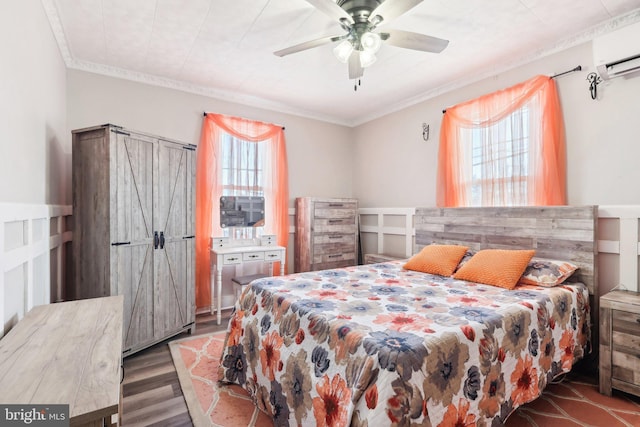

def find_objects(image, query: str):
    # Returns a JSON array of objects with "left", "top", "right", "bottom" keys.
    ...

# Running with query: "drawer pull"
[
  {"left": 328, "top": 254, "right": 342, "bottom": 259},
  {"left": 267, "top": 254, "right": 278, "bottom": 258},
  {"left": 328, "top": 203, "right": 344, "bottom": 207},
  {"left": 228, "top": 257, "right": 238, "bottom": 261},
  {"left": 328, "top": 219, "right": 342, "bottom": 224},
  {"left": 248, "top": 254, "right": 259, "bottom": 259},
  {"left": 329, "top": 235, "right": 343, "bottom": 239},
  {"left": 636, "top": 318, "right": 640, "bottom": 324}
]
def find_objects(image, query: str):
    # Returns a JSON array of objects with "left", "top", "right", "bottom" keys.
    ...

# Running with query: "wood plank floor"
[{"left": 121, "top": 310, "right": 231, "bottom": 427}]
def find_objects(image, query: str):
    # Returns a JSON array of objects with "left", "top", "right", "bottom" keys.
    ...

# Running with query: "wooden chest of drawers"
[
  {"left": 295, "top": 197, "right": 358, "bottom": 272},
  {"left": 599, "top": 290, "right": 640, "bottom": 397}
]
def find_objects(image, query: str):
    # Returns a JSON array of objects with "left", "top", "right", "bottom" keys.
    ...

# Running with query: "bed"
[{"left": 218, "top": 206, "right": 598, "bottom": 426}]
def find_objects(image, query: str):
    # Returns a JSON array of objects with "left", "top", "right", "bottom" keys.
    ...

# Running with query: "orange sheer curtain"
[
  {"left": 195, "top": 113, "right": 289, "bottom": 310},
  {"left": 437, "top": 75, "right": 566, "bottom": 207}
]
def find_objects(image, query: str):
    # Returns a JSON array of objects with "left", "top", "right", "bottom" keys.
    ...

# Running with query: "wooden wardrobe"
[{"left": 71, "top": 124, "right": 196, "bottom": 355}]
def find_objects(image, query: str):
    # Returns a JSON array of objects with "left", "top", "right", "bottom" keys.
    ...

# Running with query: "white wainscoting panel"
[
  {"left": 359, "top": 208, "right": 415, "bottom": 259},
  {"left": 597, "top": 205, "right": 640, "bottom": 293},
  {"left": 0, "top": 203, "right": 72, "bottom": 337}
]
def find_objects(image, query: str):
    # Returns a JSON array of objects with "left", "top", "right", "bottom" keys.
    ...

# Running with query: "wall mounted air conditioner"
[{"left": 593, "top": 21, "right": 640, "bottom": 80}]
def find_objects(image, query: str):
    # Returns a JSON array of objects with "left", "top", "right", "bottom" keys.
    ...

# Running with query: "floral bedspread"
[{"left": 219, "top": 261, "right": 590, "bottom": 427}]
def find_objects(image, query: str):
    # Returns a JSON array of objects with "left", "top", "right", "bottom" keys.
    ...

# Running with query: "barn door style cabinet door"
[{"left": 72, "top": 124, "right": 196, "bottom": 356}]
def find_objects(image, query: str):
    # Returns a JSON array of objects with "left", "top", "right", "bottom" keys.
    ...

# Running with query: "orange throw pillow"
[
  {"left": 403, "top": 244, "right": 469, "bottom": 276},
  {"left": 453, "top": 249, "right": 536, "bottom": 290}
]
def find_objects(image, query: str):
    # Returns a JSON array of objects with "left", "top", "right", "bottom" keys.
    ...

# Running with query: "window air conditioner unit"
[{"left": 593, "top": 21, "right": 640, "bottom": 80}]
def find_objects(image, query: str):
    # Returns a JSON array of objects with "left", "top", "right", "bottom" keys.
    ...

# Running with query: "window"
[
  {"left": 463, "top": 107, "right": 530, "bottom": 206},
  {"left": 196, "top": 113, "right": 289, "bottom": 308},
  {"left": 437, "top": 75, "right": 565, "bottom": 207},
  {"left": 220, "top": 134, "right": 266, "bottom": 197}
]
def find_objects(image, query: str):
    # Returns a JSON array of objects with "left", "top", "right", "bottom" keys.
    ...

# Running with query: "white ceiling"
[{"left": 43, "top": 0, "right": 640, "bottom": 126}]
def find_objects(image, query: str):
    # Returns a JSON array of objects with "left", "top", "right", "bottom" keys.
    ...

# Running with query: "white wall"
[
  {"left": 0, "top": 0, "right": 69, "bottom": 333},
  {"left": 0, "top": 0, "right": 68, "bottom": 205},
  {"left": 352, "top": 41, "right": 640, "bottom": 208},
  {"left": 66, "top": 70, "right": 355, "bottom": 204}
]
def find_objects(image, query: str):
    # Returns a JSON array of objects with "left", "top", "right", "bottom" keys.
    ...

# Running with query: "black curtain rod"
[
  {"left": 202, "top": 112, "right": 285, "bottom": 130},
  {"left": 442, "top": 65, "right": 583, "bottom": 114},
  {"left": 551, "top": 65, "right": 582, "bottom": 79}
]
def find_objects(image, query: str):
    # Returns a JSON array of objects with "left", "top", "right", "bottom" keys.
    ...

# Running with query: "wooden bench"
[{"left": 0, "top": 296, "right": 123, "bottom": 426}]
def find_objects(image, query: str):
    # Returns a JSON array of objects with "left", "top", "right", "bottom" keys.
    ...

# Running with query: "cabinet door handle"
[
  {"left": 111, "top": 241, "right": 131, "bottom": 246},
  {"left": 154, "top": 232, "right": 159, "bottom": 249},
  {"left": 159, "top": 231, "right": 165, "bottom": 249}
]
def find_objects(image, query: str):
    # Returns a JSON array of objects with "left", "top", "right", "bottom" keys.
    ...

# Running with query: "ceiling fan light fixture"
[
  {"left": 359, "top": 50, "right": 377, "bottom": 68},
  {"left": 360, "top": 31, "right": 382, "bottom": 53},
  {"left": 333, "top": 39, "right": 354, "bottom": 63}
]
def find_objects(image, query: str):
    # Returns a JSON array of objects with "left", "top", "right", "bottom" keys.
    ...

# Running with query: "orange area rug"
[
  {"left": 170, "top": 332, "right": 640, "bottom": 427},
  {"left": 169, "top": 332, "right": 273, "bottom": 427}
]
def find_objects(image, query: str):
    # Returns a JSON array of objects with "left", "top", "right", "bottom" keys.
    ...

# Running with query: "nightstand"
[{"left": 599, "top": 290, "right": 640, "bottom": 397}]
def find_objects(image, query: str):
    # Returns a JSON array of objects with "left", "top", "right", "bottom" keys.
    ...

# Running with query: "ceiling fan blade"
[
  {"left": 348, "top": 51, "right": 363, "bottom": 79},
  {"left": 274, "top": 34, "right": 344, "bottom": 57},
  {"left": 305, "top": 0, "right": 354, "bottom": 24},
  {"left": 383, "top": 29, "right": 448, "bottom": 53},
  {"left": 370, "top": 0, "right": 423, "bottom": 25}
]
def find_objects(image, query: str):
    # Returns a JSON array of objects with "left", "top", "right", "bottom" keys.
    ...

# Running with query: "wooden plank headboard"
[{"left": 414, "top": 206, "right": 598, "bottom": 297}]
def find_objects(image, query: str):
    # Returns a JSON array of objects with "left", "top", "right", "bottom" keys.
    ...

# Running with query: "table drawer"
[
  {"left": 261, "top": 235, "right": 277, "bottom": 246},
  {"left": 313, "top": 242, "right": 355, "bottom": 256},
  {"left": 313, "top": 252, "right": 356, "bottom": 264},
  {"left": 265, "top": 250, "right": 283, "bottom": 261},
  {"left": 223, "top": 253, "right": 243, "bottom": 264},
  {"left": 243, "top": 251, "right": 265, "bottom": 262},
  {"left": 313, "top": 234, "right": 354, "bottom": 245},
  {"left": 313, "top": 218, "right": 356, "bottom": 234},
  {"left": 611, "top": 309, "right": 640, "bottom": 386},
  {"left": 314, "top": 201, "right": 357, "bottom": 213}
]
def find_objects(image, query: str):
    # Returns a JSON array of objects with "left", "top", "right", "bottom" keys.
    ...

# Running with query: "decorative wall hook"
[
  {"left": 422, "top": 123, "right": 430, "bottom": 141},
  {"left": 586, "top": 72, "right": 601, "bottom": 100}
]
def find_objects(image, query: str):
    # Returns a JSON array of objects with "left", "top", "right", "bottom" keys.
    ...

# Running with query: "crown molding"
[
  {"left": 41, "top": 0, "right": 73, "bottom": 65},
  {"left": 40, "top": 0, "right": 352, "bottom": 127},
  {"left": 352, "top": 8, "right": 640, "bottom": 126},
  {"left": 42, "top": 0, "right": 640, "bottom": 128},
  {"left": 69, "top": 58, "right": 354, "bottom": 127}
]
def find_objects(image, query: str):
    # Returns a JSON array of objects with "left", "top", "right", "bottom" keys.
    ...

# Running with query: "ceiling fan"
[{"left": 274, "top": 0, "right": 449, "bottom": 81}]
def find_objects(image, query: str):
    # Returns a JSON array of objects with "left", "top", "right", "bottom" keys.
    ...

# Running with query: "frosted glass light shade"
[
  {"left": 333, "top": 40, "right": 354, "bottom": 63},
  {"left": 360, "top": 31, "right": 382, "bottom": 53},
  {"left": 360, "top": 50, "right": 377, "bottom": 68}
]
